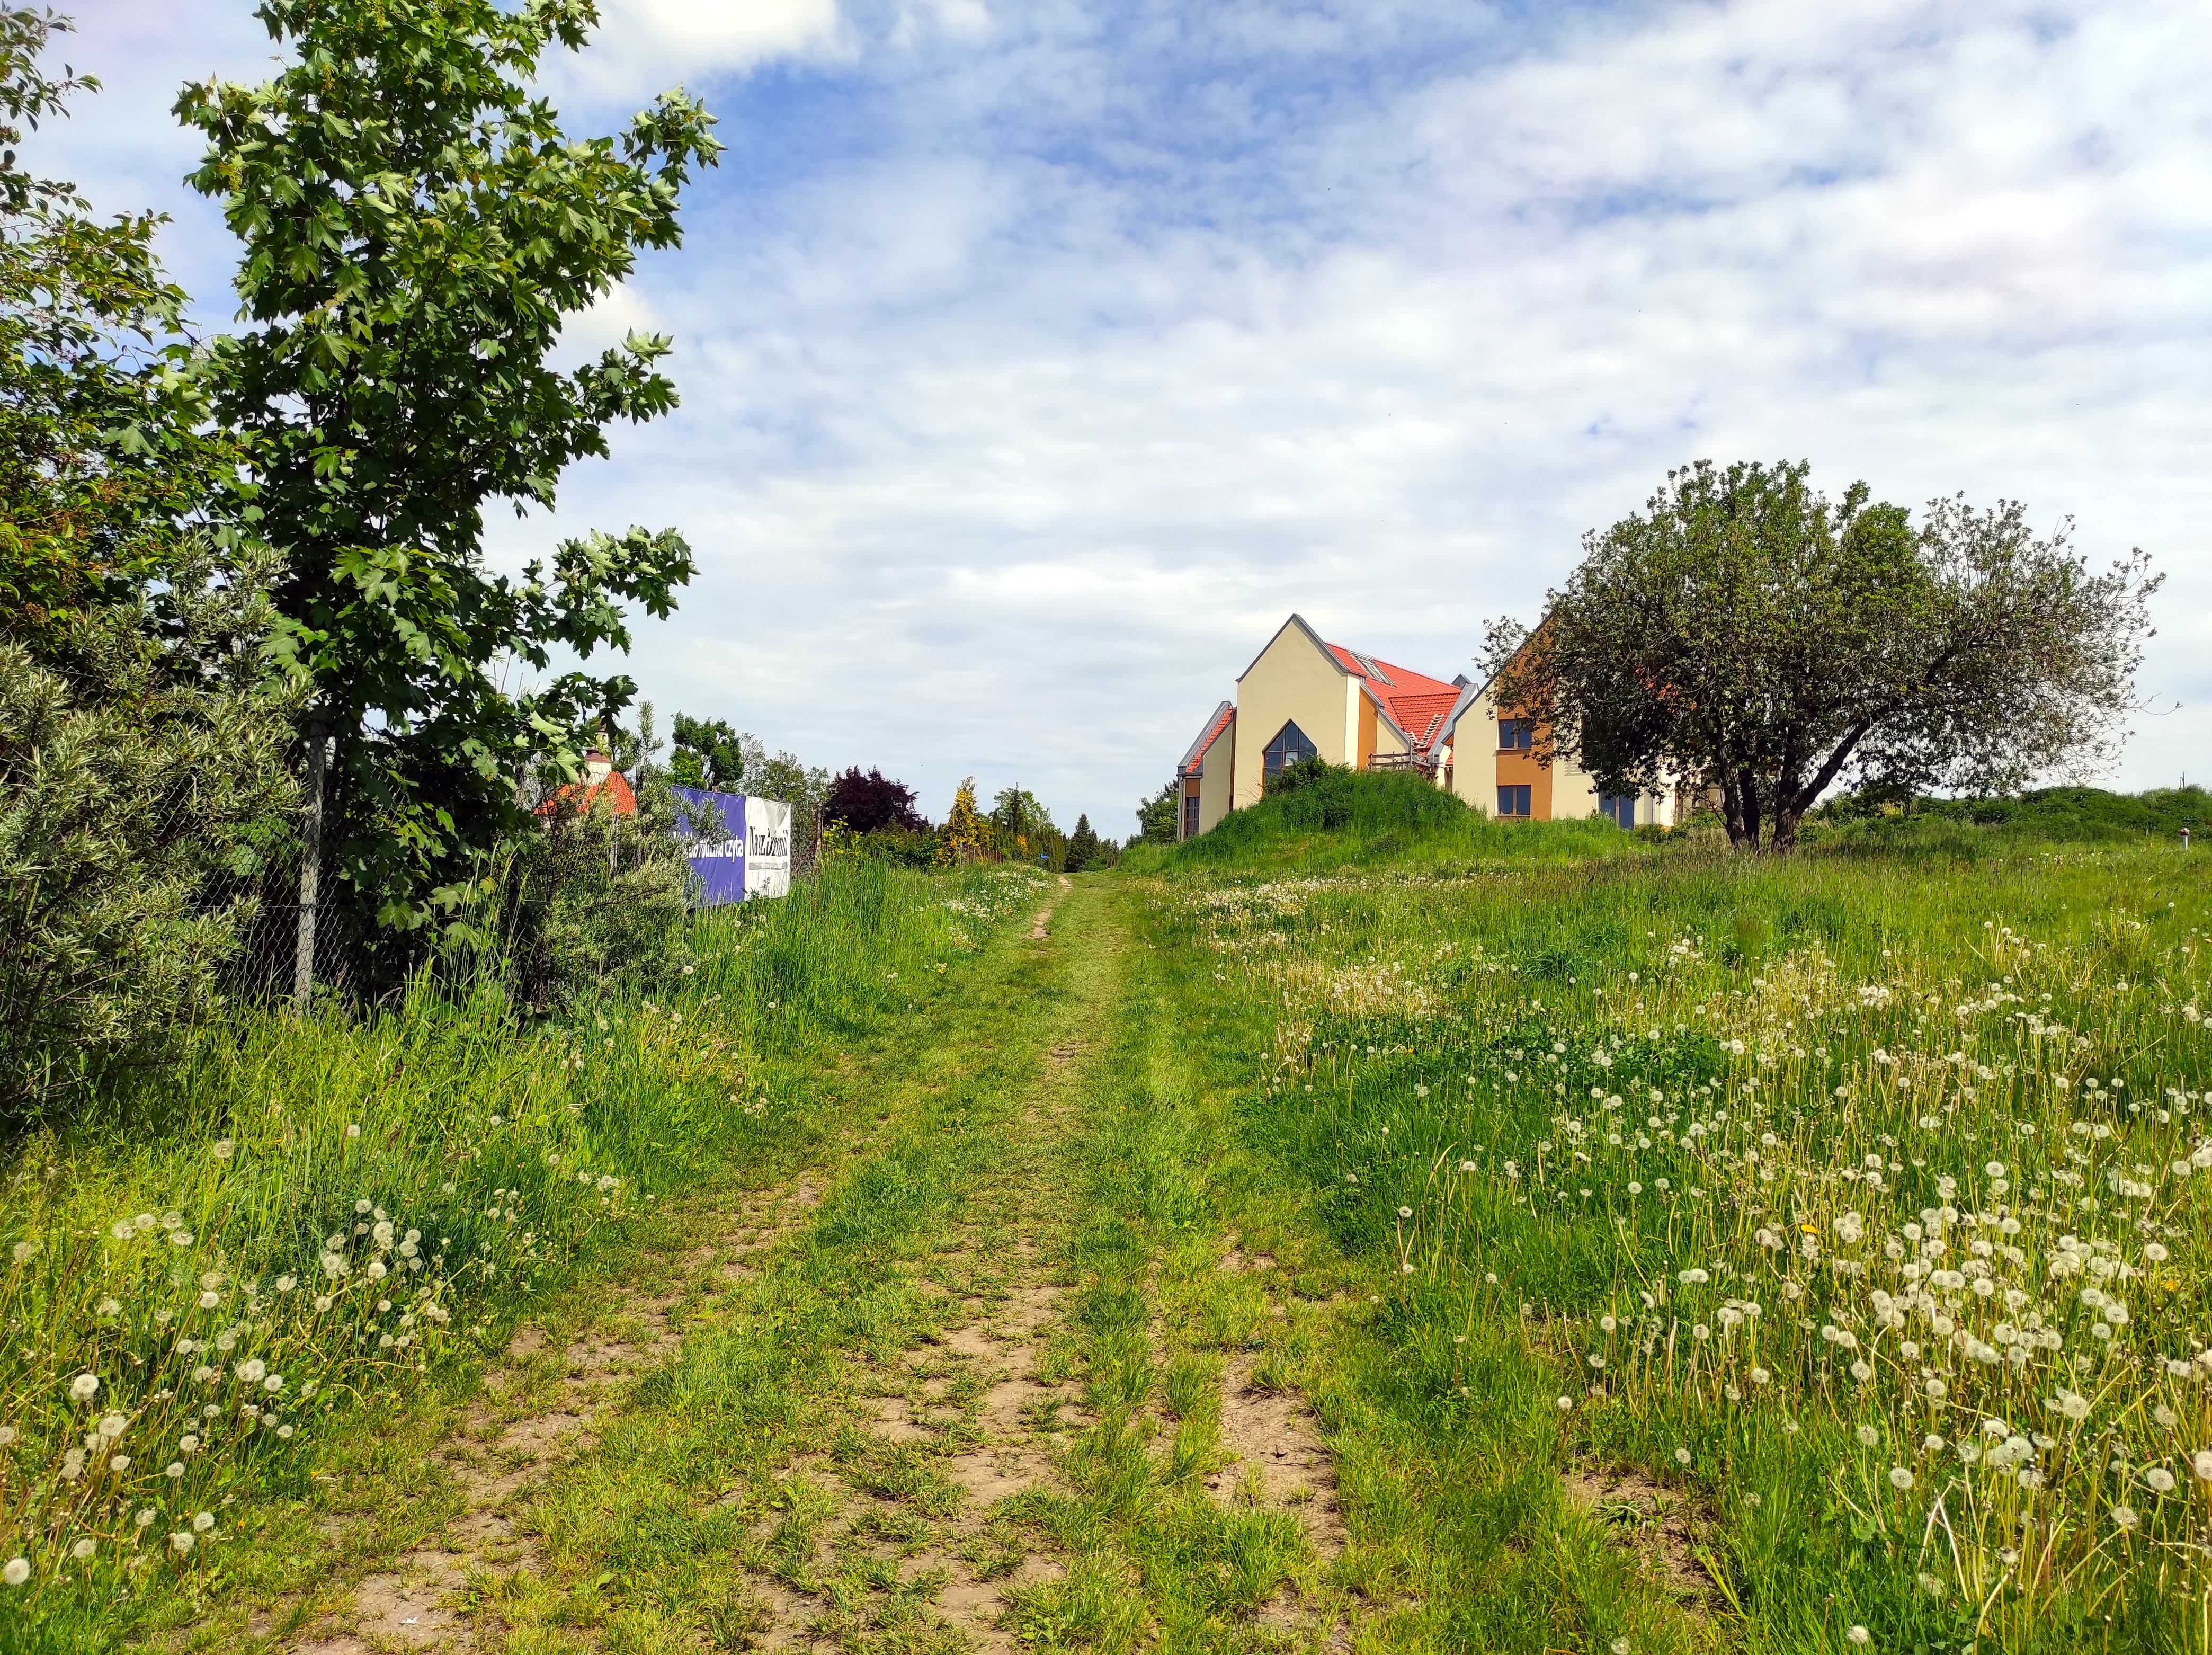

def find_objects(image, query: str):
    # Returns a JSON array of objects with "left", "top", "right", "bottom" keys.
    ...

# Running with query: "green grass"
[
  {"left": 1122, "top": 767, "right": 1640, "bottom": 877},
  {"left": 0, "top": 859, "right": 1050, "bottom": 1648},
  {"left": 1136, "top": 784, "right": 2212, "bottom": 1653},
  {"left": 20, "top": 764, "right": 2212, "bottom": 1653}
]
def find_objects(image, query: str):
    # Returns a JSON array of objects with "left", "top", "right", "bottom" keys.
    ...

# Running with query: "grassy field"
[
  {"left": 0, "top": 859, "right": 1050, "bottom": 1649},
  {"left": 1139, "top": 778, "right": 2212, "bottom": 1653},
  {"left": 10, "top": 777, "right": 2211, "bottom": 1654}
]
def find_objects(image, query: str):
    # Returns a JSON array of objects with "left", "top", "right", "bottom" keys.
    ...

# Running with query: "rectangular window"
[
  {"left": 1497, "top": 718, "right": 1533, "bottom": 750},
  {"left": 1497, "top": 785, "right": 1531, "bottom": 818},
  {"left": 1182, "top": 792, "right": 1201, "bottom": 838},
  {"left": 1599, "top": 793, "right": 1637, "bottom": 828}
]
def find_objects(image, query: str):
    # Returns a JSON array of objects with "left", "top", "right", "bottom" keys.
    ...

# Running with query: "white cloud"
[
  {"left": 40, "top": 0, "right": 2212, "bottom": 828},
  {"left": 571, "top": 0, "right": 843, "bottom": 88}
]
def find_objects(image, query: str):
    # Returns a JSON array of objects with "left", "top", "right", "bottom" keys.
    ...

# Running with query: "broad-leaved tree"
[
  {"left": 175, "top": 0, "right": 721, "bottom": 963},
  {"left": 1485, "top": 461, "right": 2159, "bottom": 850}
]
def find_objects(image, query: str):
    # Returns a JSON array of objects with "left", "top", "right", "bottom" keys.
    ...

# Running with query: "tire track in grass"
[
  {"left": 426, "top": 880, "right": 1098, "bottom": 1652},
  {"left": 292, "top": 1176, "right": 836, "bottom": 1652}
]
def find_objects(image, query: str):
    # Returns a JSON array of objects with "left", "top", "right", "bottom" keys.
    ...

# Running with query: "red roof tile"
[
  {"left": 1324, "top": 643, "right": 1462, "bottom": 754},
  {"left": 541, "top": 770, "right": 638, "bottom": 818},
  {"left": 1178, "top": 700, "right": 1236, "bottom": 777}
]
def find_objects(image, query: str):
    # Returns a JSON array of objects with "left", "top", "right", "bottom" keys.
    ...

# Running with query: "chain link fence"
[{"left": 194, "top": 765, "right": 825, "bottom": 1012}]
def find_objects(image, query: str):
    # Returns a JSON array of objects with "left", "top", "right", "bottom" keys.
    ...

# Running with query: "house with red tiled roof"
[
  {"left": 1172, "top": 614, "right": 1687, "bottom": 837},
  {"left": 1174, "top": 700, "right": 1237, "bottom": 840},
  {"left": 1170, "top": 615, "right": 1471, "bottom": 840},
  {"left": 540, "top": 749, "right": 637, "bottom": 818}
]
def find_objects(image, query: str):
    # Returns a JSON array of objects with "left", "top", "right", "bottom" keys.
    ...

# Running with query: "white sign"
[{"left": 744, "top": 796, "right": 792, "bottom": 900}]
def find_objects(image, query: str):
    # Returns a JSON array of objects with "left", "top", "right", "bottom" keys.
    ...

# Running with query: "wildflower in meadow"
[{"left": 2, "top": 1559, "right": 25, "bottom": 1586}]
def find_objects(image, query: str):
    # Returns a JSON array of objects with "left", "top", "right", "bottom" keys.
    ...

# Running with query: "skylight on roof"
[{"left": 1350, "top": 652, "right": 1394, "bottom": 685}]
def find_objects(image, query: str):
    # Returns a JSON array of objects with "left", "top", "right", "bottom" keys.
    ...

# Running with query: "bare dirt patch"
[
  {"left": 1563, "top": 1466, "right": 1718, "bottom": 1607},
  {"left": 1211, "top": 1355, "right": 1347, "bottom": 1557}
]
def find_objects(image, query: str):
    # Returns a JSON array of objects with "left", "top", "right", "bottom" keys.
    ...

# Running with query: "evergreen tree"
[
  {"left": 670, "top": 713, "right": 746, "bottom": 791},
  {"left": 1065, "top": 813, "right": 1100, "bottom": 871},
  {"left": 936, "top": 777, "right": 990, "bottom": 865}
]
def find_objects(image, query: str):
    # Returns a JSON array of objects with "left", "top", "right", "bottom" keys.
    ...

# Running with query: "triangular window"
[{"left": 1262, "top": 720, "right": 1318, "bottom": 779}]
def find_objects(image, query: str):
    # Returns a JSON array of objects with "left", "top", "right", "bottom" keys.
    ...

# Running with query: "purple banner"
[{"left": 672, "top": 787, "right": 747, "bottom": 906}]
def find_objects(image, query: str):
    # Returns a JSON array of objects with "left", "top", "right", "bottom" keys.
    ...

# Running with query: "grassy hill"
[
  {"left": 1125, "top": 764, "right": 1639, "bottom": 874},
  {"left": 1137, "top": 771, "right": 2212, "bottom": 868},
  {"left": 1808, "top": 784, "right": 2212, "bottom": 849}
]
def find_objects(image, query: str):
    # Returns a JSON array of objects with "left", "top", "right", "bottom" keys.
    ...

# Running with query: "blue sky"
[{"left": 61, "top": 0, "right": 2212, "bottom": 832}]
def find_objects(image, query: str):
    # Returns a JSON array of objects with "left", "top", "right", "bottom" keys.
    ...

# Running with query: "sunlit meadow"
[
  {"left": 0, "top": 860, "right": 1046, "bottom": 1640},
  {"left": 1162, "top": 839, "right": 2212, "bottom": 1652}
]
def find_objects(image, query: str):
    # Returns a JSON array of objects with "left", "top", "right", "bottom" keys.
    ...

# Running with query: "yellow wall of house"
[
  {"left": 1548, "top": 743, "right": 1601, "bottom": 822},
  {"left": 1197, "top": 718, "right": 1236, "bottom": 832},
  {"left": 1446, "top": 681, "right": 1679, "bottom": 829},
  {"left": 1448, "top": 689, "right": 1495, "bottom": 812},
  {"left": 1233, "top": 626, "right": 1354, "bottom": 807}
]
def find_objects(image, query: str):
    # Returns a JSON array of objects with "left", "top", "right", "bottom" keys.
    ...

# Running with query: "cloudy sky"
[{"left": 59, "top": 0, "right": 2212, "bottom": 832}]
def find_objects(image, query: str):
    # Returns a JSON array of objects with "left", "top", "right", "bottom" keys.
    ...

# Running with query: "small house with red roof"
[
  {"left": 1174, "top": 613, "right": 1682, "bottom": 838},
  {"left": 541, "top": 750, "right": 637, "bottom": 818},
  {"left": 1173, "top": 615, "right": 1470, "bottom": 840}
]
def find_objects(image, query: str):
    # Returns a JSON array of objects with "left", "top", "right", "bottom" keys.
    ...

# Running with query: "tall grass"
[
  {"left": 0, "top": 859, "right": 1047, "bottom": 1642},
  {"left": 1148, "top": 822, "right": 2212, "bottom": 1652}
]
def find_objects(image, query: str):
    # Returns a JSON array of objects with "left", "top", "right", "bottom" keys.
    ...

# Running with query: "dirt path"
[{"left": 284, "top": 876, "right": 1370, "bottom": 1652}]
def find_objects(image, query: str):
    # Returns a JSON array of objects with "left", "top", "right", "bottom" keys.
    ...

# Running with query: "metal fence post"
[{"left": 293, "top": 717, "right": 328, "bottom": 1010}]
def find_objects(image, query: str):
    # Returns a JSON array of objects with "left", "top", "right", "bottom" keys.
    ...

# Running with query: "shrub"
[{"left": 0, "top": 548, "right": 299, "bottom": 1117}]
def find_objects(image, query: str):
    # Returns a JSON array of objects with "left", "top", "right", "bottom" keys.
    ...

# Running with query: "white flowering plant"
[{"left": 1179, "top": 848, "right": 2212, "bottom": 1650}]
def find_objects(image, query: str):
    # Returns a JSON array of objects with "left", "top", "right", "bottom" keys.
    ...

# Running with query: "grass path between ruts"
[{"left": 264, "top": 873, "right": 1702, "bottom": 1654}]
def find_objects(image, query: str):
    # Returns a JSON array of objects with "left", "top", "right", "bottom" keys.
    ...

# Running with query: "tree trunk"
[
  {"left": 1770, "top": 803, "right": 1804, "bottom": 851},
  {"left": 1736, "top": 764, "right": 1763, "bottom": 849},
  {"left": 1718, "top": 766, "right": 1750, "bottom": 847},
  {"left": 293, "top": 716, "right": 329, "bottom": 1011}
]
